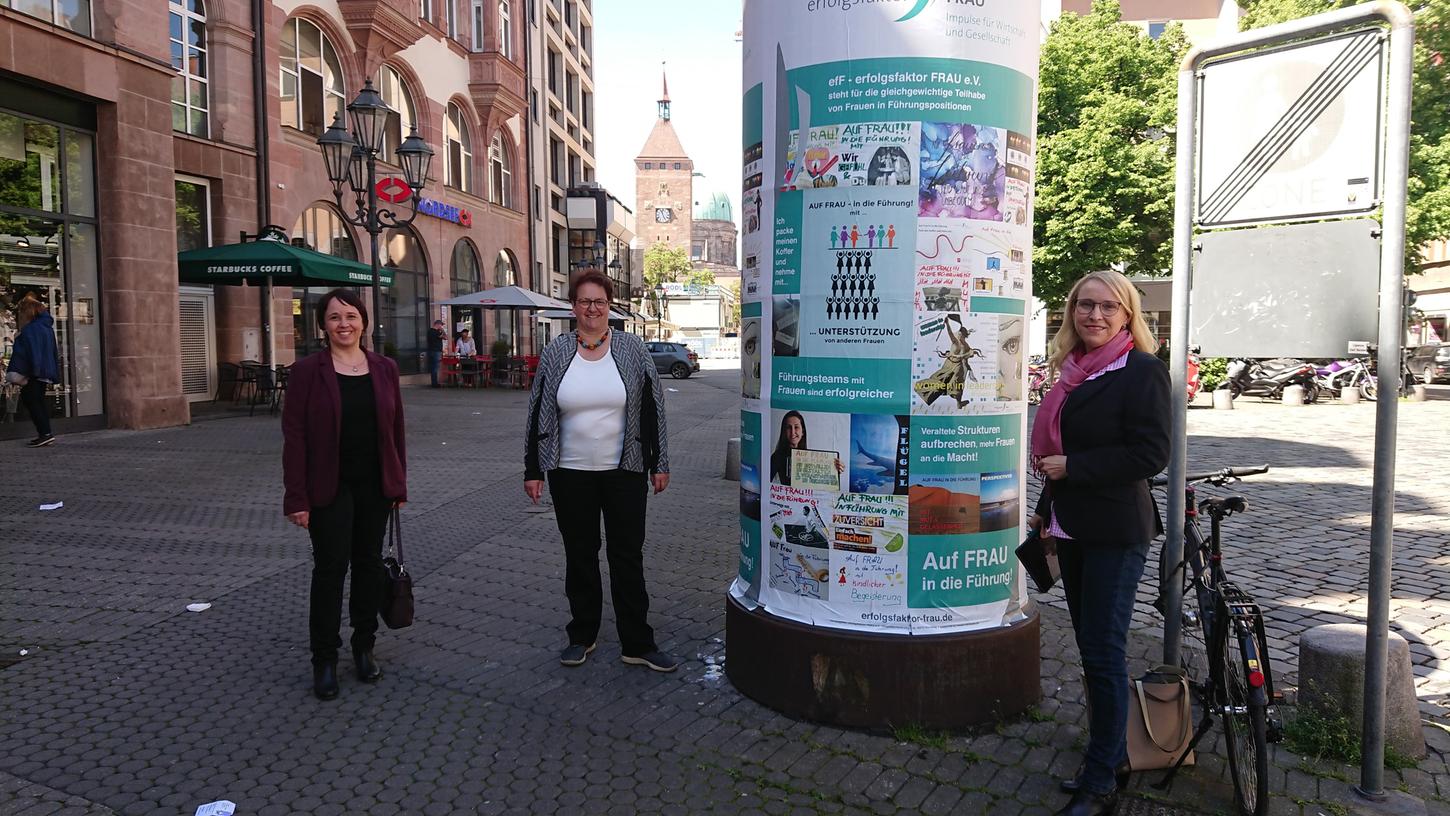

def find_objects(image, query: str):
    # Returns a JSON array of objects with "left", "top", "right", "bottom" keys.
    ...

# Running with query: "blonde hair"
[
  {"left": 16, "top": 295, "right": 46, "bottom": 329},
  {"left": 1047, "top": 270, "right": 1157, "bottom": 375}
]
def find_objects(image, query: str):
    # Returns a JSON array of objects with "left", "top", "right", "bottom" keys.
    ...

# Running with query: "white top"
[
  {"left": 557, "top": 351, "right": 627, "bottom": 471},
  {"left": 455, "top": 338, "right": 476, "bottom": 355}
]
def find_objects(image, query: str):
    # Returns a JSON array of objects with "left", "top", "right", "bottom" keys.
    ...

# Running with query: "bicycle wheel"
[{"left": 1218, "top": 626, "right": 1269, "bottom": 816}]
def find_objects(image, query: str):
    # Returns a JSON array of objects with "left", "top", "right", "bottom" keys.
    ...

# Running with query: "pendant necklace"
[{"left": 577, "top": 330, "right": 609, "bottom": 351}]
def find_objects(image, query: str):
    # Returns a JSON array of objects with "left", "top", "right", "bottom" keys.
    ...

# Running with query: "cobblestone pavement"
[{"left": 1, "top": 373, "right": 1448, "bottom": 816}]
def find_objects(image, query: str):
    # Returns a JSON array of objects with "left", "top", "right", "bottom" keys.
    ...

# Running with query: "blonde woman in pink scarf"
[{"left": 1028, "top": 270, "right": 1170, "bottom": 816}]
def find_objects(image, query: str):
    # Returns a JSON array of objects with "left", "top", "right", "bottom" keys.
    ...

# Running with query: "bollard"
[
  {"left": 1212, "top": 388, "right": 1234, "bottom": 410},
  {"left": 724, "top": 437, "right": 741, "bottom": 481},
  {"left": 1411, "top": 384, "right": 1428, "bottom": 402},
  {"left": 1282, "top": 384, "right": 1306, "bottom": 405},
  {"left": 1340, "top": 385, "right": 1360, "bottom": 404}
]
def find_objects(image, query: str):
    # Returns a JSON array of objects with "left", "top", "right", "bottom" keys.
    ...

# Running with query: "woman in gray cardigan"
[{"left": 524, "top": 271, "right": 679, "bottom": 672}]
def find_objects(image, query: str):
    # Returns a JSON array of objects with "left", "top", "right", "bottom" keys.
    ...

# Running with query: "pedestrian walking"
[
  {"left": 1028, "top": 270, "right": 1170, "bottom": 816},
  {"left": 6, "top": 294, "right": 60, "bottom": 448},
  {"left": 282, "top": 288, "right": 408, "bottom": 701},
  {"left": 523, "top": 270, "right": 680, "bottom": 672},
  {"left": 427, "top": 319, "right": 446, "bottom": 387}
]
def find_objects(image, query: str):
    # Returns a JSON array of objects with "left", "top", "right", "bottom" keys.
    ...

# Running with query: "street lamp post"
[
  {"left": 317, "top": 79, "right": 434, "bottom": 353},
  {"left": 654, "top": 282, "right": 666, "bottom": 341}
]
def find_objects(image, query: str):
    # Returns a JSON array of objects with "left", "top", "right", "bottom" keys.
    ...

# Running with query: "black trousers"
[
  {"left": 547, "top": 468, "right": 656, "bottom": 656},
  {"left": 308, "top": 478, "right": 391, "bottom": 665},
  {"left": 19, "top": 380, "right": 52, "bottom": 438}
]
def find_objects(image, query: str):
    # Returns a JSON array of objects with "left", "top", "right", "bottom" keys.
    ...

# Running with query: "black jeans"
[
  {"left": 547, "top": 468, "right": 657, "bottom": 656},
  {"left": 19, "top": 380, "right": 52, "bottom": 438},
  {"left": 308, "top": 478, "right": 391, "bottom": 665},
  {"left": 1058, "top": 538, "right": 1148, "bottom": 795}
]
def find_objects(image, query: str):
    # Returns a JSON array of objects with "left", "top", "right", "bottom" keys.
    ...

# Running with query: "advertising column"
[{"left": 729, "top": 0, "right": 1041, "bottom": 728}]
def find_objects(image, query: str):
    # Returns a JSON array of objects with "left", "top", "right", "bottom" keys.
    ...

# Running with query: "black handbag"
[
  {"left": 380, "top": 508, "right": 414, "bottom": 629},
  {"left": 1016, "top": 527, "right": 1060, "bottom": 593}
]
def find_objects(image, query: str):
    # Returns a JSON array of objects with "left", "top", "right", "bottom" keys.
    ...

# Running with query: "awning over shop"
[
  {"left": 177, "top": 237, "right": 391, "bottom": 287},
  {"left": 440, "top": 286, "right": 571, "bottom": 310},
  {"left": 538, "top": 308, "right": 632, "bottom": 322}
]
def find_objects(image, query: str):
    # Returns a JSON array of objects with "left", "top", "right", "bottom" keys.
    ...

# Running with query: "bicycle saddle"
[{"left": 1202, "top": 496, "right": 1247, "bottom": 514}]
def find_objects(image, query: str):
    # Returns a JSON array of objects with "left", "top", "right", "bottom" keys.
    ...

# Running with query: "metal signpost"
[{"left": 1168, "top": 2, "right": 1414, "bottom": 803}]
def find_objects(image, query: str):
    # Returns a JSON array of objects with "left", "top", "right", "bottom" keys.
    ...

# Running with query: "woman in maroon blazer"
[{"left": 282, "top": 288, "right": 407, "bottom": 700}]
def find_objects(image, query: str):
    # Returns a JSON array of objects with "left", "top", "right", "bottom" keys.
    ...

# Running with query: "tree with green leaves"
[
  {"left": 1238, "top": 0, "right": 1450, "bottom": 270},
  {"left": 1033, "top": 0, "right": 1188, "bottom": 306},
  {"left": 643, "top": 242, "right": 692, "bottom": 290}
]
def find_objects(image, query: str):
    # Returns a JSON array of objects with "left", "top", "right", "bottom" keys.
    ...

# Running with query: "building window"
[
  {"left": 280, "top": 18, "right": 346, "bottom": 137},
  {"left": 174, "top": 176, "right": 211, "bottom": 252},
  {"left": 169, "top": 0, "right": 209, "bottom": 137},
  {"left": 1147, "top": 21, "right": 1167, "bottom": 39},
  {"left": 495, "top": 250, "right": 516, "bottom": 286},
  {"left": 470, "top": 0, "right": 485, "bottom": 51},
  {"left": 673, "top": 162, "right": 682, "bottom": 170},
  {"left": 691, "top": 240, "right": 704, "bottom": 261},
  {"left": 445, "top": 0, "right": 457, "bottom": 39},
  {"left": 291, "top": 203, "right": 357, "bottom": 258},
  {"left": 380, "top": 226, "right": 430, "bottom": 374},
  {"left": 445, "top": 102, "right": 474, "bottom": 193},
  {"left": 375, "top": 65, "right": 417, "bottom": 166},
  {"left": 488, "top": 133, "right": 512, "bottom": 208},
  {"left": 581, "top": 90, "right": 592, "bottom": 132},
  {"left": 420, "top": 0, "right": 432, "bottom": 23},
  {"left": 498, "top": 0, "right": 513, "bottom": 58},
  {"left": 450, "top": 238, "right": 481, "bottom": 296},
  {"left": 8, "top": 0, "right": 90, "bottom": 35}
]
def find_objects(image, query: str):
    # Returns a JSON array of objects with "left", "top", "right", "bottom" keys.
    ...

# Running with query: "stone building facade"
[
  {"left": 633, "top": 76, "right": 692, "bottom": 257},
  {"left": 0, "top": 0, "right": 534, "bottom": 439}
]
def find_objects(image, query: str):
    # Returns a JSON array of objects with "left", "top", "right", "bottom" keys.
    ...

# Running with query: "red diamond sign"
[{"left": 376, "top": 177, "right": 413, "bottom": 205}]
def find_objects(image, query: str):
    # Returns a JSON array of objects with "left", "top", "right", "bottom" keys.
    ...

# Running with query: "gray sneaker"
[
  {"left": 620, "top": 650, "right": 681, "bottom": 673},
  {"left": 559, "top": 642, "right": 596, "bottom": 667}
]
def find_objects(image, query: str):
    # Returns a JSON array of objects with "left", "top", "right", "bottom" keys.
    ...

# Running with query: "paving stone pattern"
[{"left": 1, "top": 374, "right": 1448, "bottom": 815}]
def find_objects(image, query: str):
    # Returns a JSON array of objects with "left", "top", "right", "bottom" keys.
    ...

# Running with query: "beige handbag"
[{"left": 1126, "top": 665, "right": 1194, "bottom": 770}]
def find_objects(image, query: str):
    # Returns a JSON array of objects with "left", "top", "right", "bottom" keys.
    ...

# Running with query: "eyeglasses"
[
  {"left": 1074, "top": 299, "right": 1123, "bottom": 317},
  {"left": 574, "top": 298, "right": 609, "bottom": 311}
]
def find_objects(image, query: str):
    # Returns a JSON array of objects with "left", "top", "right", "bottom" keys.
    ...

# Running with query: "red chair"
[
  {"left": 522, "top": 356, "right": 540, "bottom": 389},
  {"left": 441, "top": 355, "right": 462, "bottom": 387}
]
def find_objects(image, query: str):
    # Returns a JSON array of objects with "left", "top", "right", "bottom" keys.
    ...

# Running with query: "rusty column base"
[{"left": 725, "top": 595, "right": 1041, "bottom": 730}]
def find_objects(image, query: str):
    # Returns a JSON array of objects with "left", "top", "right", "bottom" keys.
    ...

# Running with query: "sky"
[{"left": 592, "top": 0, "right": 744, "bottom": 237}]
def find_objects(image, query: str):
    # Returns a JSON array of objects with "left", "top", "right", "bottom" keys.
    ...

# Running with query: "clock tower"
[{"left": 635, "top": 72, "right": 693, "bottom": 255}]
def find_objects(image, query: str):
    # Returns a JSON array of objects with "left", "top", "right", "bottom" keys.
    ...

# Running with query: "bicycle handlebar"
[{"left": 1150, "top": 464, "right": 1270, "bottom": 487}]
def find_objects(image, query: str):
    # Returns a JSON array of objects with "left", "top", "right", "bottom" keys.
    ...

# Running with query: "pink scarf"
[{"left": 1031, "top": 330, "right": 1134, "bottom": 463}]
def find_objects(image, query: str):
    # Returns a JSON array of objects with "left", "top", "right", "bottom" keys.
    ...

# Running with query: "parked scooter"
[{"left": 1225, "top": 357, "right": 1321, "bottom": 403}]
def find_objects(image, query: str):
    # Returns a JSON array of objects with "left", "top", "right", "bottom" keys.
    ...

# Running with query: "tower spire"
[{"left": 658, "top": 64, "right": 671, "bottom": 121}]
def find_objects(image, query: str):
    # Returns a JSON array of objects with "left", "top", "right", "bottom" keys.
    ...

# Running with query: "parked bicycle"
[{"left": 1151, "top": 464, "right": 1282, "bottom": 816}]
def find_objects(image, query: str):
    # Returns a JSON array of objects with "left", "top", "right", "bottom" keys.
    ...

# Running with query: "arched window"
[
  {"left": 280, "top": 18, "right": 346, "bottom": 137},
  {"left": 169, "top": 0, "right": 208, "bottom": 136},
  {"left": 494, "top": 250, "right": 515, "bottom": 287},
  {"left": 488, "top": 133, "right": 512, "bottom": 208},
  {"left": 450, "top": 239, "right": 481, "bottom": 296},
  {"left": 381, "top": 226, "right": 430, "bottom": 374},
  {"left": 445, "top": 103, "right": 474, "bottom": 193},
  {"left": 291, "top": 203, "right": 357, "bottom": 259},
  {"left": 375, "top": 65, "right": 417, "bottom": 166}
]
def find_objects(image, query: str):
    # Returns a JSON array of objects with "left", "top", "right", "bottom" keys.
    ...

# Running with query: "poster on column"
[{"left": 739, "top": 0, "right": 1039, "bottom": 633}]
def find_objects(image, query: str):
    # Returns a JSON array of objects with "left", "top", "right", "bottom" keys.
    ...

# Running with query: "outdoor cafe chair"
[
  {"left": 441, "top": 355, "right": 462, "bottom": 387},
  {"left": 248, "top": 366, "right": 279, "bottom": 417},
  {"left": 214, "top": 362, "right": 242, "bottom": 403}
]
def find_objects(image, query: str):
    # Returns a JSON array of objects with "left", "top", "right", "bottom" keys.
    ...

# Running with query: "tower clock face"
[{"left": 655, "top": 207, "right": 674, "bottom": 223}]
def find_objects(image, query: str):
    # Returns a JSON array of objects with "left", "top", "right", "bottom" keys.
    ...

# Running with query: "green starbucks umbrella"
[{"left": 177, "top": 236, "right": 392, "bottom": 287}]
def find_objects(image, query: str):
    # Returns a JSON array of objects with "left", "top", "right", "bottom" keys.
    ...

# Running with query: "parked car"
[
  {"left": 647, "top": 341, "right": 699, "bottom": 379},
  {"left": 1407, "top": 342, "right": 1450, "bottom": 385}
]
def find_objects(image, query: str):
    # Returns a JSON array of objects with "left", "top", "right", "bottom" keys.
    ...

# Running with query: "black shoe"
[
  {"left": 26, "top": 435, "right": 55, "bottom": 448},
  {"left": 1055, "top": 790, "right": 1118, "bottom": 816},
  {"left": 620, "top": 650, "right": 681, "bottom": 673},
  {"left": 559, "top": 642, "right": 596, "bottom": 667},
  {"left": 353, "top": 648, "right": 382, "bottom": 683},
  {"left": 312, "top": 662, "right": 339, "bottom": 700},
  {"left": 1059, "top": 763, "right": 1130, "bottom": 794}
]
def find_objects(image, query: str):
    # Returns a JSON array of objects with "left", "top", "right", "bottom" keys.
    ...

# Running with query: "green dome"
[{"left": 694, "top": 192, "right": 733, "bottom": 223}]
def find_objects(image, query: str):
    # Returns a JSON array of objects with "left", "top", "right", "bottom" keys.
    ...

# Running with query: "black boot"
[
  {"left": 1059, "top": 762, "right": 1130, "bottom": 794},
  {"left": 353, "top": 647, "right": 382, "bottom": 683},
  {"left": 1055, "top": 789, "right": 1118, "bottom": 816},
  {"left": 313, "top": 662, "right": 339, "bottom": 700}
]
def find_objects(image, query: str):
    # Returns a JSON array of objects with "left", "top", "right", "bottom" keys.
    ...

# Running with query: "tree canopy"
[
  {"left": 1033, "top": 0, "right": 1188, "bottom": 305},
  {"left": 643, "top": 241, "right": 716, "bottom": 291},
  {"left": 1237, "top": 0, "right": 1450, "bottom": 269}
]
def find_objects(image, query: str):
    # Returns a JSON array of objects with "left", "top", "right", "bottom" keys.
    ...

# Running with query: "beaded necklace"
[{"left": 577, "top": 330, "right": 609, "bottom": 351}]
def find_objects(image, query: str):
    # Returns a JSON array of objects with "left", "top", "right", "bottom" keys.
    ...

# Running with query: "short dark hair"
[
  {"left": 315, "top": 288, "right": 369, "bottom": 343},
  {"left": 569, "top": 270, "right": 614, "bottom": 303}
]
